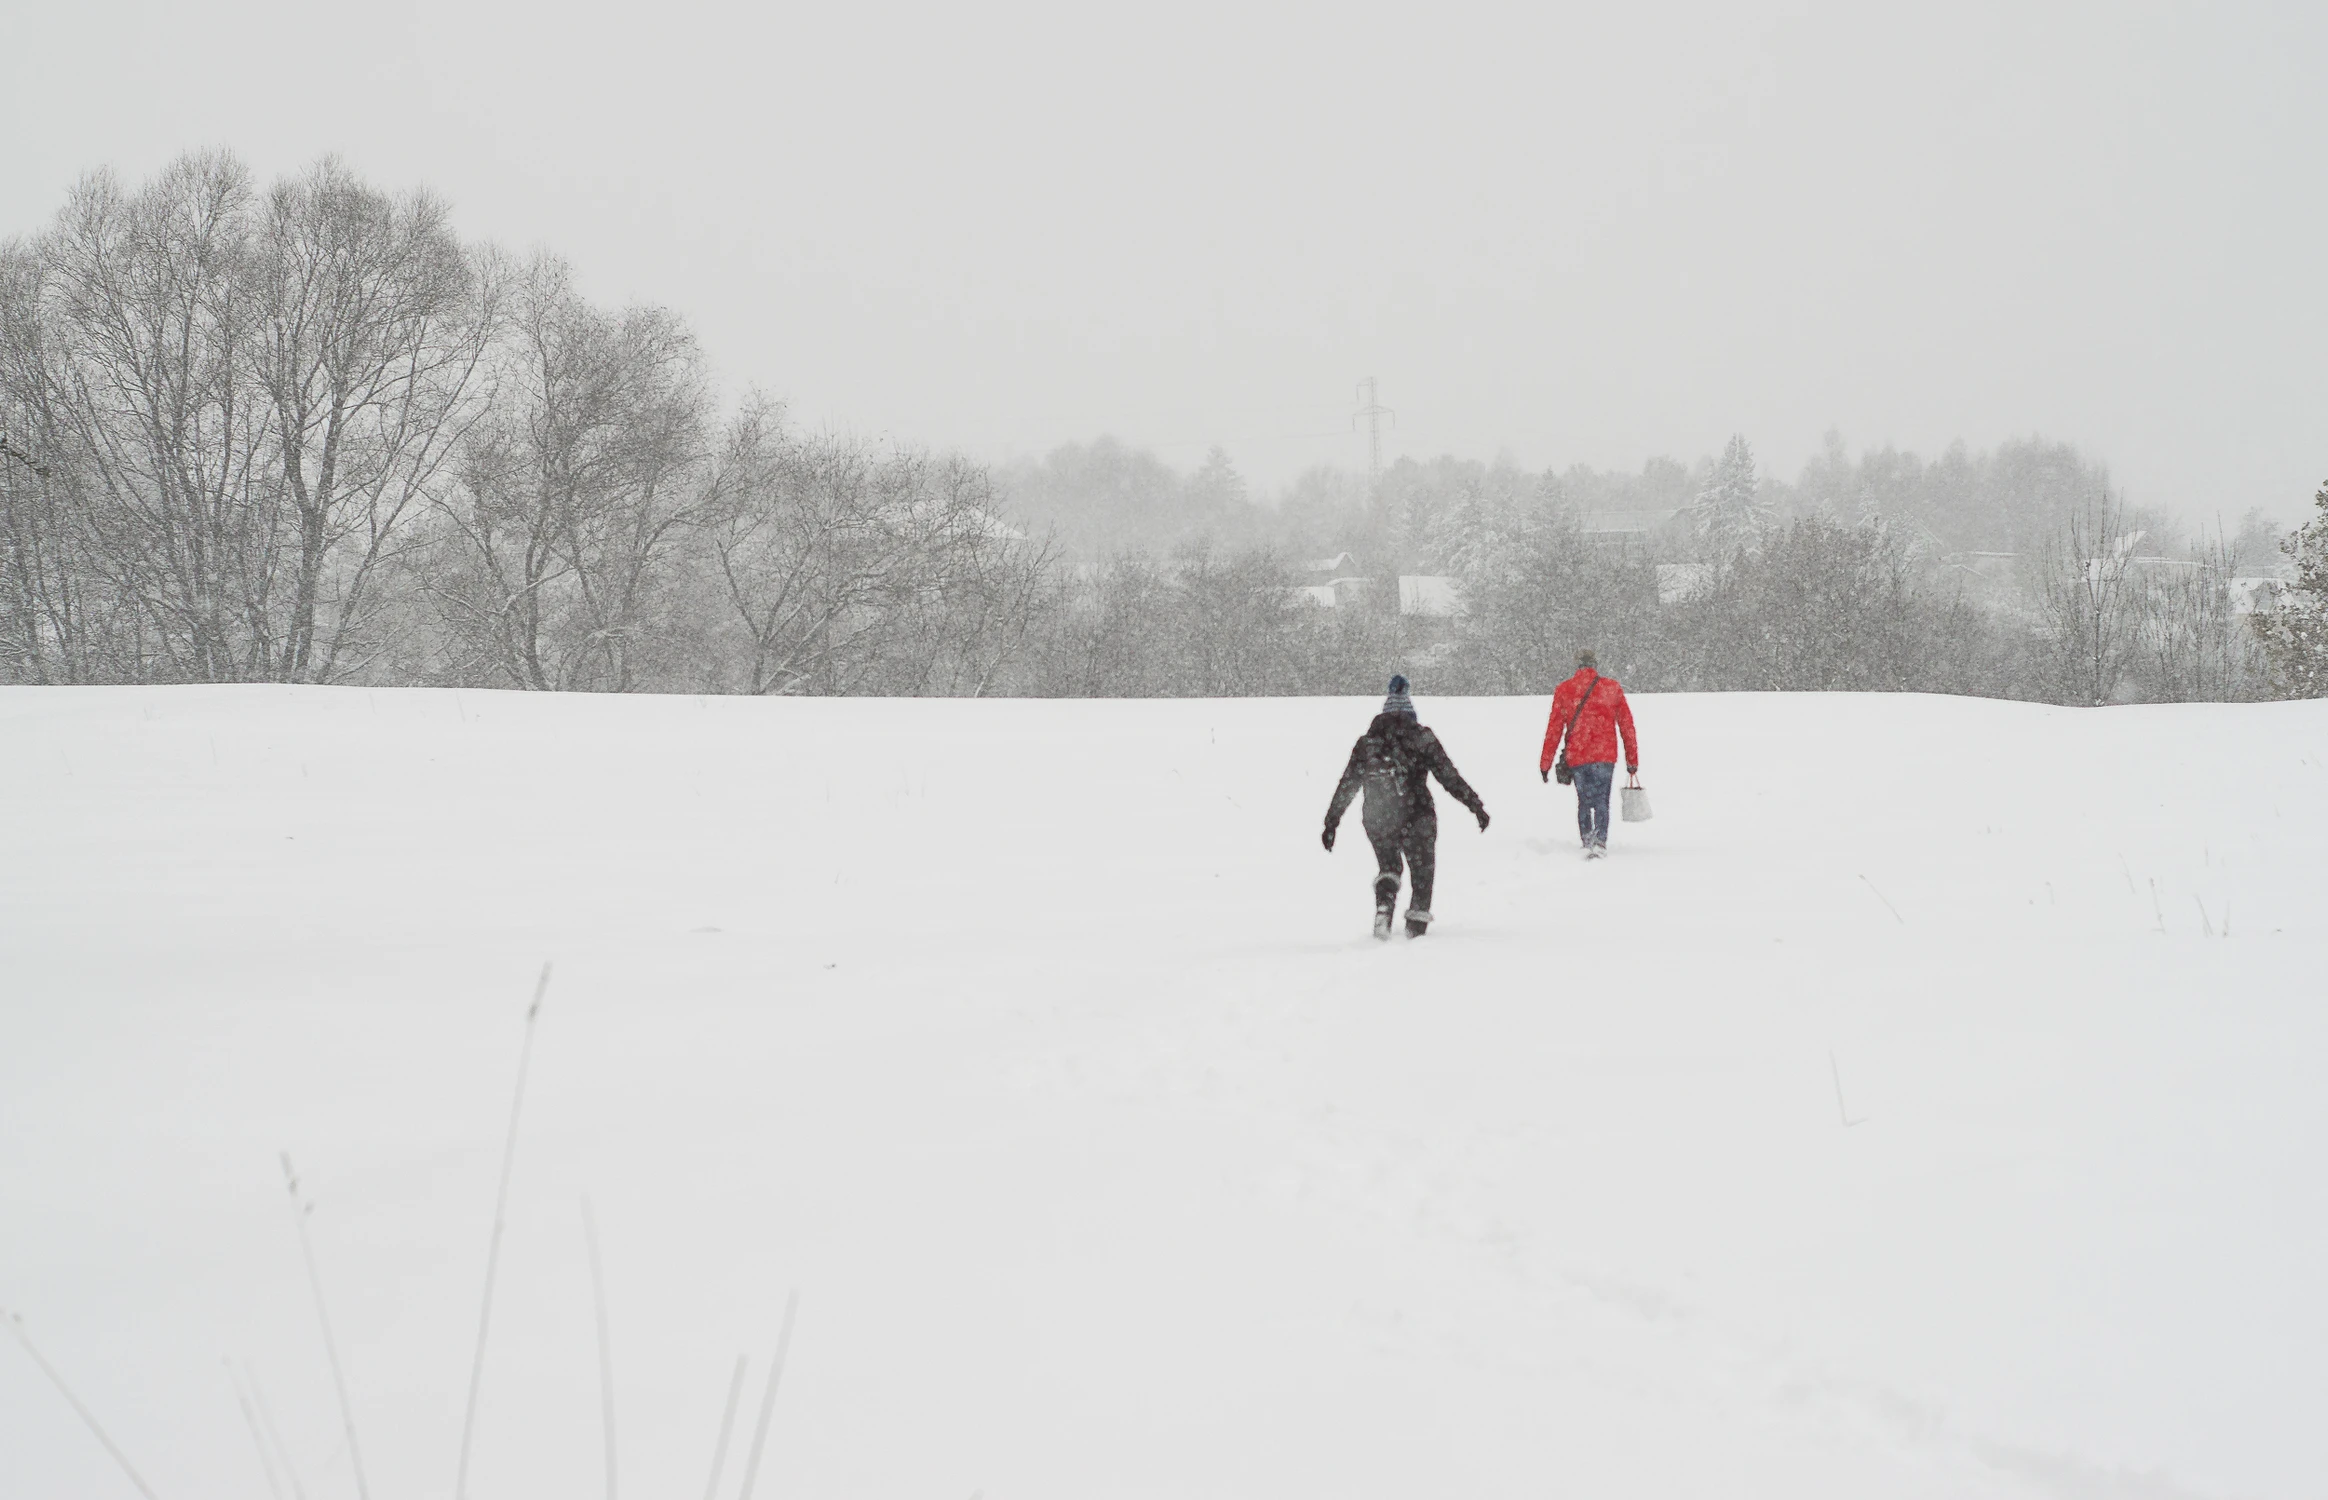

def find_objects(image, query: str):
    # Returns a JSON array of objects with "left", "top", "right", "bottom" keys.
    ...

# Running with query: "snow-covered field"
[{"left": 3, "top": 686, "right": 2323, "bottom": 1500}]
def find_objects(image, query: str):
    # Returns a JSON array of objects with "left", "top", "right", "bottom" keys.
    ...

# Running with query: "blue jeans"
[{"left": 1571, "top": 762, "right": 1615, "bottom": 846}]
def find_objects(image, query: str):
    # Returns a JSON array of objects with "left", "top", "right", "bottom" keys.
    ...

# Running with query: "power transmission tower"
[{"left": 1352, "top": 377, "right": 1394, "bottom": 494}]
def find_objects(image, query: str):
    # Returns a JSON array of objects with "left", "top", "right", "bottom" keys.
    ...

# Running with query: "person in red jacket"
[{"left": 1538, "top": 649, "right": 1639, "bottom": 859}]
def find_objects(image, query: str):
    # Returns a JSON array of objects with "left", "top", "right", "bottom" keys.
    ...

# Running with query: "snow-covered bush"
[{"left": 2254, "top": 482, "right": 2328, "bottom": 698}]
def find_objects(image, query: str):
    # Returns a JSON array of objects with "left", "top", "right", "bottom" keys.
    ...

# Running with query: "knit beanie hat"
[{"left": 1382, "top": 674, "right": 1416, "bottom": 717}]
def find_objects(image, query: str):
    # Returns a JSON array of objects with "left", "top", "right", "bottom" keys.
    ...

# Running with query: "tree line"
[
  {"left": 0, "top": 153, "right": 1050, "bottom": 695},
  {"left": 997, "top": 430, "right": 2319, "bottom": 704},
  {"left": 5, "top": 153, "right": 2323, "bottom": 703}
]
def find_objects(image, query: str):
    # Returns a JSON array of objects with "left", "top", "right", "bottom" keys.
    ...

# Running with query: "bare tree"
[
  {"left": 36, "top": 154, "right": 282, "bottom": 680},
  {"left": 430, "top": 256, "right": 712, "bottom": 690},
  {"left": 856, "top": 452, "right": 1057, "bottom": 697},
  {"left": 2131, "top": 530, "right": 2268, "bottom": 702},
  {"left": 706, "top": 412, "right": 1042, "bottom": 695},
  {"left": 2, "top": 152, "right": 497, "bottom": 684},
  {"left": 252, "top": 159, "right": 494, "bottom": 681},
  {"left": 1036, "top": 552, "right": 1173, "bottom": 696},
  {"left": 0, "top": 241, "right": 93, "bottom": 681},
  {"left": 2, "top": 238, "right": 185, "bottom": 685},
  {"left": 1160, "top": 542, "right": 1305, "bottom": 696},
  {"left": 2036, "top": 492, "right": 2140, "bottom": 705}
]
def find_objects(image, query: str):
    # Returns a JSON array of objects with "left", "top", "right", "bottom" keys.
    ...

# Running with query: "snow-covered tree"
[
  {"left": 1692, "top": 433, "right": 1769, "bottom": 553},
  {"left": 1187, "top": 446, "right": 1249, "bottom": 516},
  {"left": 1448, "top": 490, "right": 1660, "bottom": 694},
  {"left": 2254, "top": 481, "right": 2328, "bottom": 697}
]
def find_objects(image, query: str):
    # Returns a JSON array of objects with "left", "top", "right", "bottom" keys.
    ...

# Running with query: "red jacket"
[{"left": 1539, "top": 669, "right": 1638, "bottom": 774}]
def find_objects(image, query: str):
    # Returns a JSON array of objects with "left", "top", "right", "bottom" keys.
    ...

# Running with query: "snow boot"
[
  {"left": 1585, "top": 842, "right": 1607, "bottom": 861},
  {"left": 1372, "top": 872, "right": 1400, "bottom": 940},
  {"left": 1404, "top": 908, "right": 1432, "bottom": 939}
]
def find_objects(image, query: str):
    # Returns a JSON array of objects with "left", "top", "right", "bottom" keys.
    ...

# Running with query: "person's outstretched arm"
[
  {"left": 1614, "top": 685, "right": 1639, "bottom": 772},
  {"left": 1423, "top": 731, "right": 1490, "bottom": 830},
  {"left": 1322, "top": 740, "right": 1366, "bottom": 848}
]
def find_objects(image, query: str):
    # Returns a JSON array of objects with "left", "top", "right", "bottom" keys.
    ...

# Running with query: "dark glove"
[
  {"left": 1540, "top": 767, "right": 1549, "bottom": 783},
  {"left": 1475, "top": 807, "right": 1491, "bottom": 832},
  {"left": 1321, "top": 825, "right": 1336, "bottom": 852},
  {"left": 1627, "top": 764, "right": 1638, "bottom": 776}
]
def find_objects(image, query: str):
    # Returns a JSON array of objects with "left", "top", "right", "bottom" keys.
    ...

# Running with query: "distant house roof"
[
  {"left": 1398, "top": 575, "right": 1464, "bottom": 618},
  {"left": 1304, "top": 551, "right": 1361, "bottom": 576}
]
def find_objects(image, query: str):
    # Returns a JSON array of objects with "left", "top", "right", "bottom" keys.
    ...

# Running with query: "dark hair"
[{"left": 1575, "top": 649, "right": 1598, "bottom": 670}]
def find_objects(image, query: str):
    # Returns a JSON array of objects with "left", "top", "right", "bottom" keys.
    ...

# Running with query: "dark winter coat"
[{"left": 1325, "top": 713, "right": 1486, "bottom": 840}]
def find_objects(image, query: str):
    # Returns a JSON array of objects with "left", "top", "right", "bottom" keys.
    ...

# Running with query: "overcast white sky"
[{"left": 6, "top": 1, "right": 2323, "bottom": 519}]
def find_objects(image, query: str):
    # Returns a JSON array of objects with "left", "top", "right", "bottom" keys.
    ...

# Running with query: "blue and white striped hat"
[{"left": 1382, "top": 674, "right": 1415, "bottom": 717}]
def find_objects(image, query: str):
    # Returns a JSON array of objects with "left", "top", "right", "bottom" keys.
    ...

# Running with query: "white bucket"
[{"left": 1619, "top": 774, "right": 1653, "bottom": 823}]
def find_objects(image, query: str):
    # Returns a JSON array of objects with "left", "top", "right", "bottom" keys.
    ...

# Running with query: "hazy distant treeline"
[{"left": 3, "top": 153, "right": 2321, "bottom": 703}]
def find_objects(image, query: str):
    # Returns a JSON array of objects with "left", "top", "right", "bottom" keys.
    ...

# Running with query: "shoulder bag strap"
[{"left": 1558, "top": 676, "right": 1601, "bottom": 764}]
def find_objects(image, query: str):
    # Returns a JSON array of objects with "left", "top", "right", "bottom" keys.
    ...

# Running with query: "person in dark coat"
[{"left": 1322, "top": 675, "right": 1490, "bottom": 939}]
